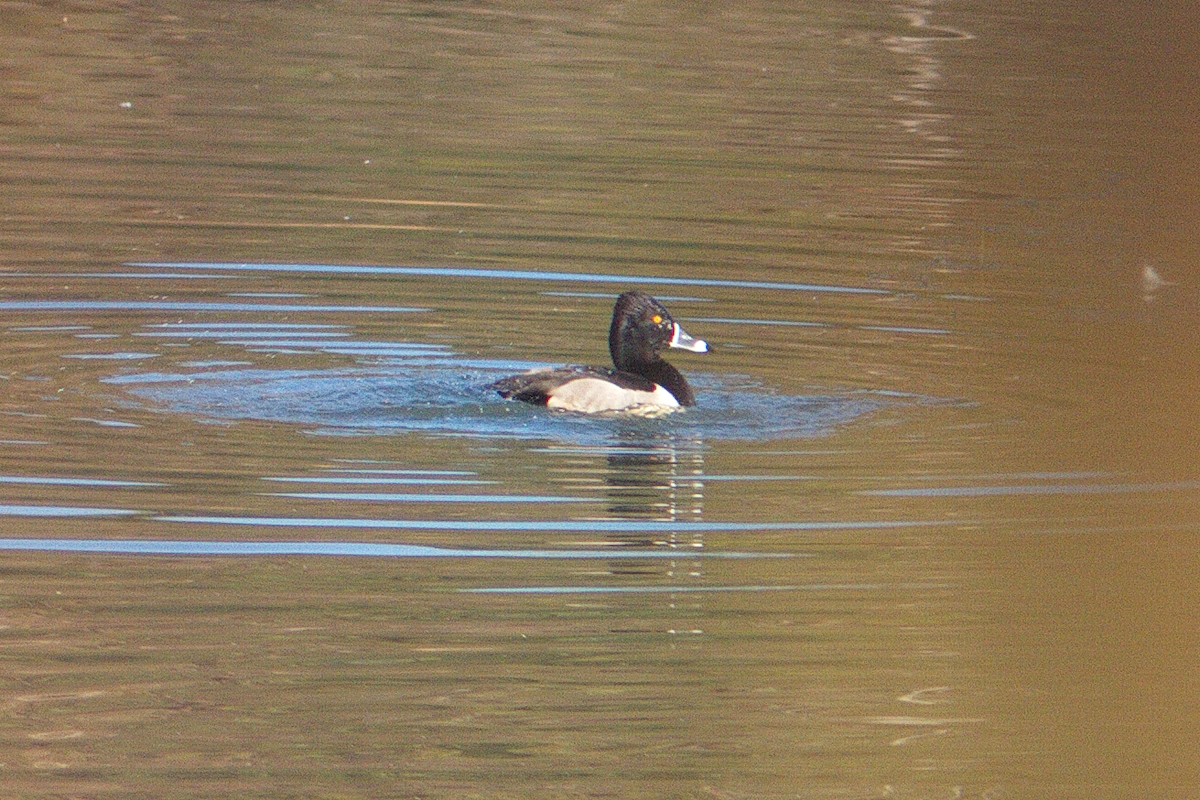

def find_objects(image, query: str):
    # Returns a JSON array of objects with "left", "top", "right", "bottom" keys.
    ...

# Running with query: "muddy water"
[{"left": 1, "top": 2, "right": 1197, "bottom": 798}]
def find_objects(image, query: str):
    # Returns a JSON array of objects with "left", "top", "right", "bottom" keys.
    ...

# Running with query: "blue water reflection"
[
  {"left": 0, "top": 300, "right": 425, "bottom": 313},
  {"left": 864, "top": 479, "right": 1200, "bottom": 497},
  {"left": 0, "top": 504, "right": 141, "bottom": 518},
  {"left": 60, "top": 264, "right": 931, "bottom": 443},
  {"left": 263, "top": 492, "right": 599, "bottom": 503},
  {"left": 129, "top": 261, "right": 889, "bottom": 295},
  {"left": 157, "top": 515, "right": 939, "bottom": 532},
  {"left": 0, "top": 538, "right": 790, "bottom": 559},
  {"left": 0, "top": 476, "right": 165, "bottom": 487},
  {"left": 464, "top": 583, "right": 900, "bottom": 594},
  {"left": 110, "top": 364, "right": 894, "bottom": 444}
]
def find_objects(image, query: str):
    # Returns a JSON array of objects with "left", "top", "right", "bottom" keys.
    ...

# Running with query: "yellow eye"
[{"left": 652, "top": 315, "right": 663, "bottom": 324}]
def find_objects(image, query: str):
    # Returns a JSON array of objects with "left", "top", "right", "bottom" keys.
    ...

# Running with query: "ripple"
[
  {"left": 263, "top": 476, "right": 492, "bottom": 485},
  {"left": 463, "top": 583, "right": 913, "bottom": 595},
  {"left": 128, "top": 262, "right": 889, "bottom": 295},
  {"left": 263, "top": 492, "right": 598, "bottom": 503},
  {"left": 0, "top": 300, "right": 425, "bottom": 314},
  {"left": 863, "top": 480, "right": 1200, "bottom": 498},
  {"left": 0, "top": 505, "right": 142, "bottom": 518},
  {"left": 0, "top": 476, "right": 166, "bottom": 488},
  {"left": 108, "top": 363, "right": 896, "bottom": 444},
  {"left": 62, "top": 352, "right": 160, "bottom": 361},
  {"left": 0, "top": 538, "right": 790, "bottom": 559},
  {"left": 157, "top": 515, "right": 943, "bottom": 532}
]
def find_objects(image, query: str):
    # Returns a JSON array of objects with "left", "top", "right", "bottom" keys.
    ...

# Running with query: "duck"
[{"left": 490, "top": 291, "right": 709, "bottom": 414}]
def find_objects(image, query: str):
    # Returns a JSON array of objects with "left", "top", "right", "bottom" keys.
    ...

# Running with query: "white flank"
[{"left": 546, "top": 379, "right": 680, "bottom": 414}]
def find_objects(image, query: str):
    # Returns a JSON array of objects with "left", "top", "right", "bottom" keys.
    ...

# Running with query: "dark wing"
[{"left": 490, "top": 366, "right": 656, "bottom": 405}]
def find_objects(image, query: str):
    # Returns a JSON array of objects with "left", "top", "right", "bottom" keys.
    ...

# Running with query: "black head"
[{"left": 608, "top": 291, "right": 707, "bottom": 371}]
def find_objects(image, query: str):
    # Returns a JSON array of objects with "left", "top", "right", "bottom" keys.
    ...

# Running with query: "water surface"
[{"left": 1, "top": 1, "right": 1197, "bottom": 798}]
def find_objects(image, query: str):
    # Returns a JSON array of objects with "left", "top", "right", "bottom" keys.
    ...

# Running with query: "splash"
[{"left": 108, "top": 362, "right": 894, "bottom": 444}]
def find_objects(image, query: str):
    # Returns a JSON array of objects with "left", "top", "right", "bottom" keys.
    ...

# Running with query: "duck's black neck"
[{"left": 626, "top": 358, "right": 696, "bottom": 406}]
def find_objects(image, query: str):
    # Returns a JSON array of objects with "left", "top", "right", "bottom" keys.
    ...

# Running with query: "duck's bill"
[{"left": 670, "top": 323, "right": 708, "bottom": 353}]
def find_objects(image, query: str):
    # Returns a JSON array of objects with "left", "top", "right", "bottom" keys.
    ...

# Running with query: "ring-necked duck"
[{"left": 491, "top": 291, "right": 708, "bottom": 414}]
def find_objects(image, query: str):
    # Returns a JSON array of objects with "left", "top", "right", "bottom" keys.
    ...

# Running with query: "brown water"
[{"left": 2, "top": 2, "right": 1198, "bottom": 798}]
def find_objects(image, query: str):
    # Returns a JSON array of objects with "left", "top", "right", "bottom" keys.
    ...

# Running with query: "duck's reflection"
[
  {"left": 544, "top": 427, "right": 707, "bottom": 580},
  {"left": 602, "top": 434, "right": 705, "bottom": 526}
]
